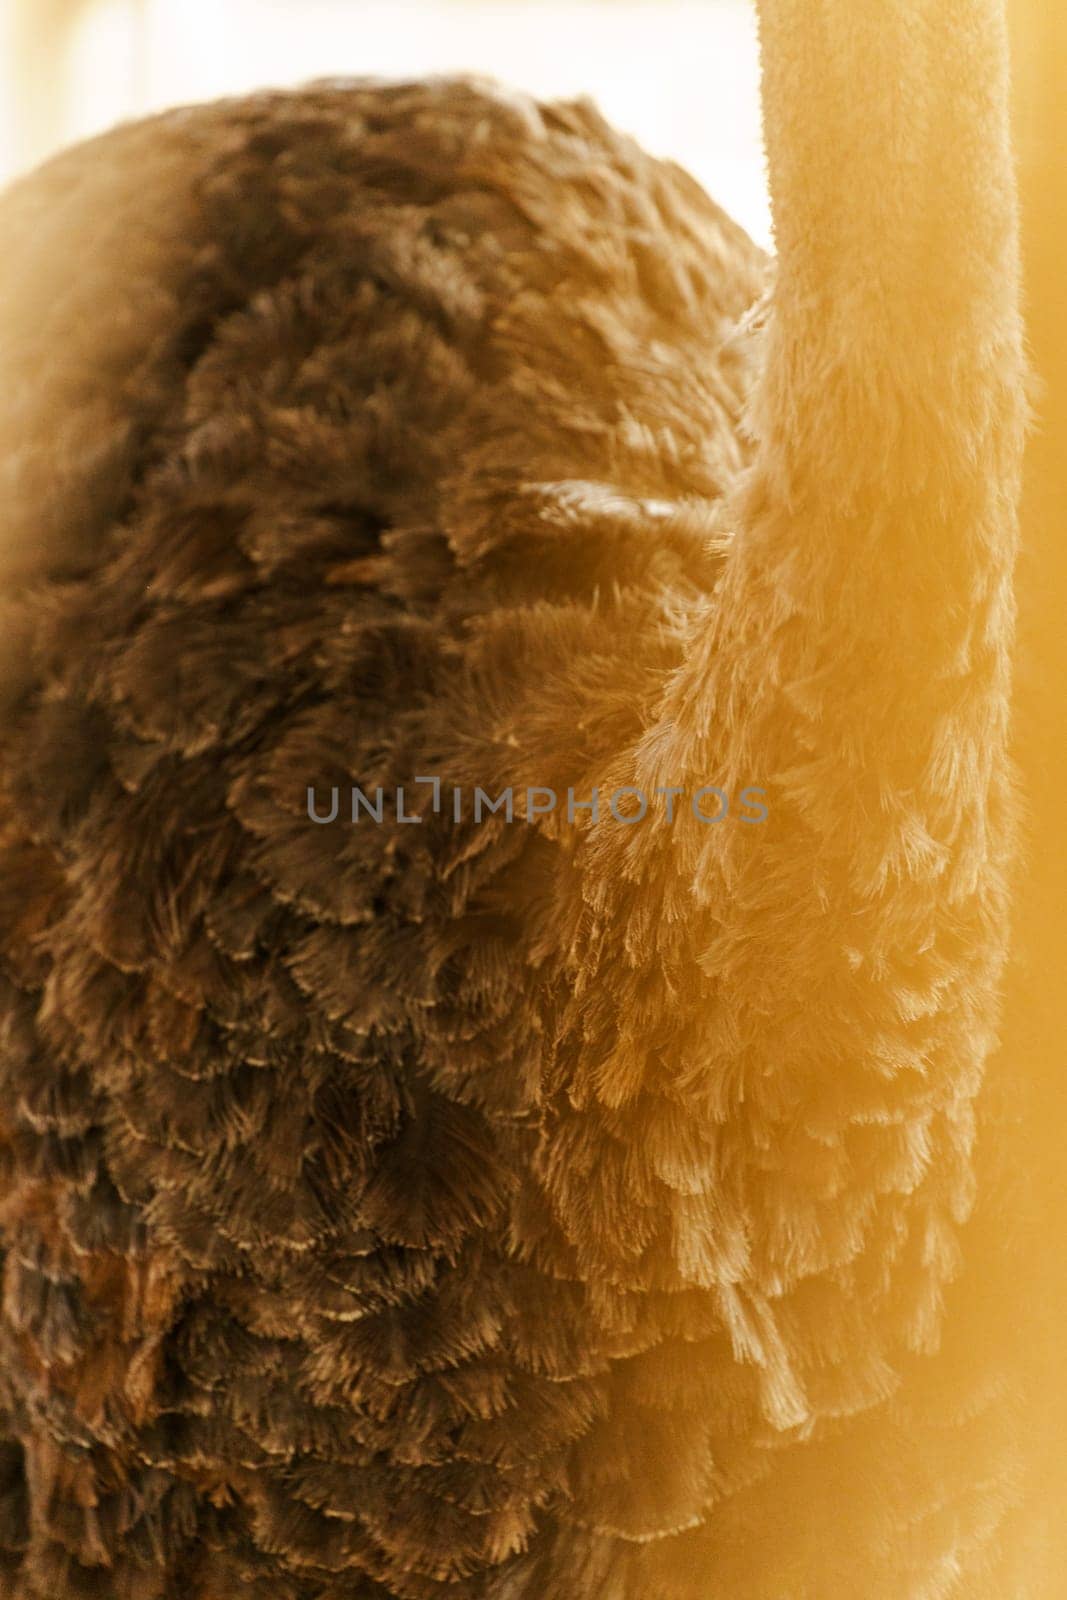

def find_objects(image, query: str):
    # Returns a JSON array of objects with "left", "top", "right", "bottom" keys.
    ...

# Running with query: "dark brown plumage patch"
[
  {"left": 0, "top": 77, "right": 765, "bottom": 1600},
  {"left": 0, "top": 69, "right": 1026, "bottom": 1600}
]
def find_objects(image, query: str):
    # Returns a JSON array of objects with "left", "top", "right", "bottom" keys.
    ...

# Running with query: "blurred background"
[
  {"left": 0, "top": 0, "right": 771, "bottom": 245},
  {"left": 0, "top": 0, "right": 1063, "bottom": 1586}
]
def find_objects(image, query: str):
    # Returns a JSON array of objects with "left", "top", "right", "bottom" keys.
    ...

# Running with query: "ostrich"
[{"left": 0, "top": 0, "right": 1029, "bottom": 1596}]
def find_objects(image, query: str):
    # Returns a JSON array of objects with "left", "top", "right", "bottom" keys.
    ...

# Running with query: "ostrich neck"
[
  {"left": 665, "top": 0, "right": 1026, "bottom": 737},
  {"left": 564, "top": 0, "right": 1028, "bottom": 1403},
  {"left": 759, "top": 0, "right": 1020, "bottom": 327},
  {"left": 644, "top": 0, "right": 1026, "bottom": 928},
  {"left": 748, "top": 0, "right": 1023, "bottom": 515}
]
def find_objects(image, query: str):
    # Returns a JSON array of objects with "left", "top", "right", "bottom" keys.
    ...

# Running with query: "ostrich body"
[{"left": 0, "top": 3, "right": 1028, "bottom": 1597}]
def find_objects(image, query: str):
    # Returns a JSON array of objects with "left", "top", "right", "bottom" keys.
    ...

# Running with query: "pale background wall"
[{"left": 0, "top": 0, "right": 772, "bottom": 248}]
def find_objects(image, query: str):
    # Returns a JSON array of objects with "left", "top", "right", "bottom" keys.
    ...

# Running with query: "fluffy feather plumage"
[{"left": 0, "top": 5, "right": 1029, "bottom": 1593}]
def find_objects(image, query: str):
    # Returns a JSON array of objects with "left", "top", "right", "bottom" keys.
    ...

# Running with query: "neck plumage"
[
  {"left": 532, "top": 1, "right": 1028, "bottom": 1487},
  {"left": 753, "top": 0, "right": 1022, "bottom": 499},
  {"left": 658, "top": 0, "right": 1025, "bottom": 815},
  {"left": 590, "top": 0, "right": 1028, "bottom": 1432},
  {"left": 632, "top": 0, "right": 1025, "bottom": 1168}
]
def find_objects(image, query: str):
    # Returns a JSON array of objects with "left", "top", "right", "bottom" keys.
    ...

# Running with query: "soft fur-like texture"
[{"left": 0, "top": 2, "right": 1029, "bottom": 1595}]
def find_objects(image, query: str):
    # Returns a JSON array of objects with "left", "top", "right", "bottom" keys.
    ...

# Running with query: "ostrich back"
[{"left": 0, "top": 81, "right": 1023, "bottom": 1600}]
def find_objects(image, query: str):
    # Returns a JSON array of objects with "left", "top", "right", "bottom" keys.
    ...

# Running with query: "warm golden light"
[{"left": 0, "top": 3, "right": 1062, "bottom": 1597}]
